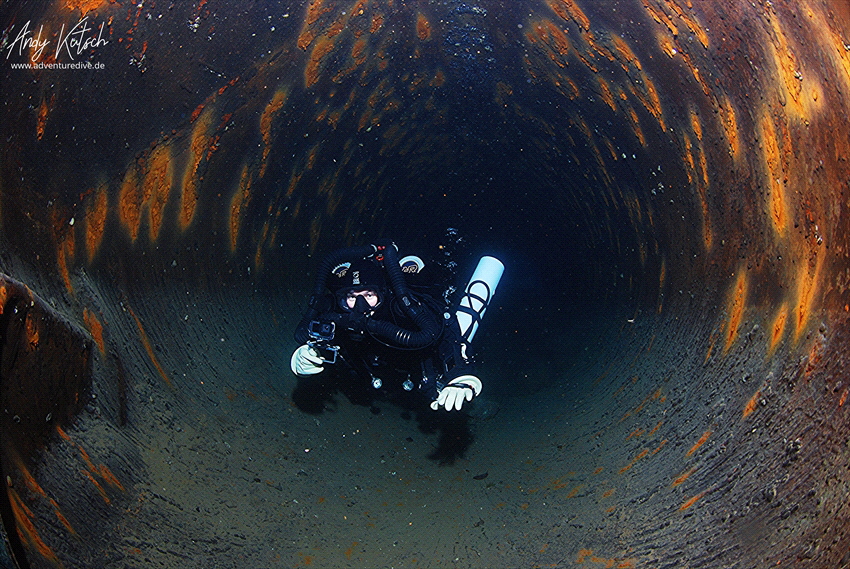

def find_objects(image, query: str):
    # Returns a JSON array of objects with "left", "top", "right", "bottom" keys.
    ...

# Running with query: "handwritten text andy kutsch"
[{"left": 4, "top": 17, "right": 109, "bottom": 62}]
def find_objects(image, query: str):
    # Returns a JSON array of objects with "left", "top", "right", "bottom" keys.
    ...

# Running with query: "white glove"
[
  {"left": 290, "top": 345, "right": 324, "bottom": 376},
  {"left": 431, "top": 375, "right": 482, "bottom": 411}
]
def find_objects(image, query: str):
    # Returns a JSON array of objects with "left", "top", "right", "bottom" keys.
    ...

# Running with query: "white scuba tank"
[{"left": 455, "top": 256, "right": 504, "bottom": 342}]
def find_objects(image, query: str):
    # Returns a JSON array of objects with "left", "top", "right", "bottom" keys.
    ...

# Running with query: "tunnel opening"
[{"left": 1, "top": 0, "right": 849, "bottom": 568}]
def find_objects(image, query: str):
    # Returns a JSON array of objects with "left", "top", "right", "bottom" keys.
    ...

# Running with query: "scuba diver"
[{"left": 290, "top": 239, "right": 503, "bottom": 414}]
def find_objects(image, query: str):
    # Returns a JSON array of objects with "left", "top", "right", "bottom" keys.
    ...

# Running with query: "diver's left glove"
[
  {"left": 430, "top": 375, "right": 482, "bottom": 411},
  {"left": 291, "top": 345, "right": 324, "bottom": 376}
]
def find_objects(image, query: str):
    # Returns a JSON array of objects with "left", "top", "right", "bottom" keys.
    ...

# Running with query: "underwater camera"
[{"left": 308, "top": 320, "right": 339, "bottom": 363}]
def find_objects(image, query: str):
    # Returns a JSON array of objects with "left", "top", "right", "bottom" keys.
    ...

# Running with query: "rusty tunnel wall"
[{"left": 1, "top": 0, "right": 849, "bottom": 567}]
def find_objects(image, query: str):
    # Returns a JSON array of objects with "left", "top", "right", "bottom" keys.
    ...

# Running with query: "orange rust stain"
[
  {"left": 327, "top": 109, "right": 343, "bottom": 129},
  {"left": 542, "top": 19, "right": 571, "bottom": 56},
  {"left": 84, "top": 184, "right": 108, "bottom": 262},
  {"left": 56, "top": 232, "right": 75, "bottom": 296},
  {"left": 143, "top": 143, "right": 173, "bottom": 241},
  {"left": 626, "top": 386, "right": 662, "bottom": 418},
  {"left": 51, "top": 500, "right": 77, "bottom": 535},
  {"left": 344, "top": 542, "right": 359, "bottom": 559},
  {"left": 643, "top": 0, "right": 677, "bottom": 36},
  {"left": 688, "top": 59, "right": 711, "bottom": 94},
  {"left": 598, "top": 77, "right": 617, "bottom": 111},
  {"left": 254, "top": 220, "right": 270, "bottom": 270},
  {"left": 180, "top": 106, "right": 214, "bottom": 229},
  {"left": 259, "top": 88, "right": 288, "bottom": 176},
  {"left": 63, "top": 0, "right": 109, "bottom": 14},
  {"left": 190, "top": 103, "right": 205, "bottom": 123},
  {"left": 358, "top": 108, "right": 374, "bottom": 130},
  {"left": 548, "top": 0, "right": 590, "bottom": 30},
  {"left": 350, "top": 0, "right": 368, "bottom": 23},
  {"left": 36, "top": 96, "right": 53, "bottom": 140},
  {"left": 602, "top": 488, "right": 615, "bottom": 498},
  {"left": 602, "top": 137, "right": 619, "bottom": 162},
  {"left": 383, "top": 99, "right": 401, "bottom": 113},
  {"left": 564, "top": 77, "right": 581, "bottom": 101},
  {"left": 585, "top": 30, "right": 615, "bottom": 62},
  {"left": 743, "top": 389, "right": 761, "bottom": 419},
  {"left": 768, "top": 304, "right": 788, "bottom": 357},
  {"left": 794, "top": 246, "right": 824, "bottom": 341},
  {"left": 11, "top": 454, "right": 47, "bottom": 498},
  {"left": 298, "top": 0, "right": 332, "bottom": 49},
  {"left": 56, "top": 425, "right": 72, "bottom": 441},
  {"left": 76, "top": 445, "right": 96, "bottom": 471},
  {"left": 576, "top": 548, "right": 635, "bottom": 568},
  {"left": 351, "top": 37, "right": 369, "bottom": 64},
  {"left": 25, "top": 311, "right": 40, "bottom": 351},
  {"left": 83, "top": 307, "right": 106, "bottom": 354},
  {"left": 625, "top": 106, "right": 646, "bottom": 146},
  {"left": 760, "top": 114, "right": 787, "bottom": 234},
  {"left": 724, "top": 271, "right": 747, "bottom": 354},
  {"left": 119, "top": 162, "right": 142, "bottom": 241},
  {"left": 839, "top": 389, "right": 848, "bottom": 407},
  {"left": 767, "top": 16, "right": 804, "bottom": 115},
  {"left": 416, "top": 13, "right": 431, "bottom": 40},
  {"left": 618, "top": 448, "right": 650, "bottom": 474},
  {"left": 680, "top": 490, "right": 706, "bottom": 510},
  {"left": 704, "top": 333, "right": 716, "bottom": 363},
  {"left": 566, "top": 484, "right": 584, "bottom": 498},
  {"left": 575, "top": 50, "right": 598, "bottom": 73},
  {"left": 672, "top": 467, "right": 696, "bottom": 487},
  {"left": 128, "top": 306, "right": 173, "bottom": 388},
  {"left": 611, "top": 33, "right": 641, "bottom": 71},
  {"left": 229, "top": 163, "right": 252, "bottom": 252},
  {"left": 9, "top": 488, "right": 61, "bottom": 566},
  {"left": 370, "top": 12, "right": 384, "bottom": 33},
  {"left": 717, "top": 95, "right": 741, "bottom": 160},
  {"left": 626, "top": 428, "right": 644, "bottom": 441},
  {"left": 686, "top": 430, "right": 712, "bottom": 457},
  {"left": 216, "top": 76, "right": 240, "bottom": 97},
  {"left": 683, "top": 136, "right": 695, "bottom": 175},
  {"left": 326, "top": 18, "right": 345, "bottom": 39},
  {"left": 660, "top": 0, "right": 708, "bottom": 48},
  {"left": 431, "top": 70, "right": 445, "bottom": 87},
  {"left": 690, "top": 108, "right": 703, "bottom": 140},
  {"left": 286, "top": 171, "right": 303, "bottom": 198},
  {"left": 306, "top": 144, "right": 321, "bottom": 169},
  {"left": 641, "top": 73, "right": 666, "bottom": 131},
  {"left": 83, "top": 468, "right": 110, "bottom": 504},
  {"left": 305, "top": 35, "right": 337, "bottom": 87},
  {"left": 648, "top": 420, "right": 663, "bottom": 435},
  {"left": 98, "top": 464, "right": 125, "bottom": 491},
  {"left": 696, "top": 146, "right": 709, "bottom": 205}
]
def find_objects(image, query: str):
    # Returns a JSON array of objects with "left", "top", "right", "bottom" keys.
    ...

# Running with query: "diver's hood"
[{"left": 332, "top": 257, "right": 388, "bottom": 312}]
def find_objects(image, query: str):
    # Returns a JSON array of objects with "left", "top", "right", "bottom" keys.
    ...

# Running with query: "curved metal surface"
[{"left": 0, "top": 0, "right": 848, "bottom": 567}]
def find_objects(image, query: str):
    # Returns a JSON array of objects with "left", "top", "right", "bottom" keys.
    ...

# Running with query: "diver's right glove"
[
  {"left": 290, "top": 345, "right": 324, "bottom": 376},
  {"left": 430, "top": 375, "right": 482, "bottom": 411}
]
